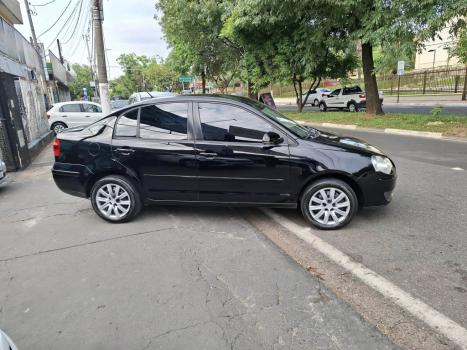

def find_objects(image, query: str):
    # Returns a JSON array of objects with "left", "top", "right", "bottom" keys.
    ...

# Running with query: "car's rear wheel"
[
  {"left": 348, "top": 102, "right": 358, "bottom": 112},
  {"left": 300, "top": 179, "right": 358, "bottom": 230},
  {"left": 318, "top": 102, "right": 327, "bottom": 112},
  {"left": 91, "top": 175, "right": 142, "bottom": 223},
  {"left": 51, "top": 122, "right": 67, "bottom": 134}
]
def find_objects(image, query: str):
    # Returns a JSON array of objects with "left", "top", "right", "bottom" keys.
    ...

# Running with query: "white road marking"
[
  {"left": 451, "top": 167, "right": 464, "bottom": 171},
  {"left": 261, "top": 208, "right": 467, "bottom": 350}
]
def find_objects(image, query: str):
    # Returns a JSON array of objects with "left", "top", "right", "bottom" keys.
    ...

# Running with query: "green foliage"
[
  {"left": 69, "top": 64, "right": 93, "bottom": 99},
  {"left": 451, "top": 28, "right": 467, "bottom": 64},
  {"left": 157, "top": 0, "right": 242, "bottom": 92},
  {"left": 431, "top": 105, "right": 444, "bottom": 117},
  {"left": 110, "top": 53, "right": 180, "bottom": 99}
]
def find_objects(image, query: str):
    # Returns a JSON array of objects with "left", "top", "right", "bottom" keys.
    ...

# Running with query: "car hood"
[{"left": 311, "top": 129, "right": 385, "bottom": 156}]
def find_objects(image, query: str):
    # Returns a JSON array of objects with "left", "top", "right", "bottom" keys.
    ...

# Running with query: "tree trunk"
[
  {"left": 462, "top": 66, "right": 467, "bottom": 101},
  {"left": 297, "top": 79, "right": 304, "bottom": 112},
  {"left": 247, "top": 80, "right": 256, "bottom": 100},
  {"left": 361, "top": 42, "right": 384, "bottom": 115},
  {"left": 201, "top": 69, "right": 206, "bottom": 94}
]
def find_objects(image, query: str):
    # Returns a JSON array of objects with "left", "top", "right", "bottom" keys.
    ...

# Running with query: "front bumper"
[{"left": 358, "top": 172, "right": 397, "bottom": 207}]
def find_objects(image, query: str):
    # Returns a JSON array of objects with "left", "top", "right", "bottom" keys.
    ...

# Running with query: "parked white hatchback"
[{"left": 47, "top": 101, "right": 104, "bottom": 133}]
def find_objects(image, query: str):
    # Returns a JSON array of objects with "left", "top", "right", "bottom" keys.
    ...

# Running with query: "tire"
[
  {"left": 300, "top": 178, "right": 358, "bottom": 230},
  {"left": 318, "top": 102, "right": 327, "bottom": 112},
  {"left": 51, "top": 122, "right": 67, "bottom": 134},
  {"left": 313, "top": 99, "right": 319, "bottom": 107},
  {"left": 348, "top": 102, "right": 358, "bottom": 112},
  {"left": 90, "top": 175, "right": 142, "bottom": 223}
]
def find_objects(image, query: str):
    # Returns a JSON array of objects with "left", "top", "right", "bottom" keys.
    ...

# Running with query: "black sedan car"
[{"left": 52, "top": 95, "right": 396, "bottom": 229}]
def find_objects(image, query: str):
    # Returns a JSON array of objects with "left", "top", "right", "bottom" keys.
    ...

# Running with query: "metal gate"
[{"left": 0, "top": 72, "right": 31, "bottom": 170}]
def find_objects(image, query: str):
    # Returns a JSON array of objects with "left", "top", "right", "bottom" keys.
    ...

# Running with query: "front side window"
[
  {"left": 139, "top": 103, "right": 188, "bottom": 140},
  {"left": 60, "top": 104, "right": 81, "bottom": 113},
  {"left": 199, "top": 103, "right": 275, "bottom": 142},
  {"left": 115, "top": 109, "right": 138, "bottom": 137},
  {"left": 329, "top": 89, "right": 341, "bottom": 97},
  {"left": 83, "top": 104, "right": 101, "bottom": 113}
]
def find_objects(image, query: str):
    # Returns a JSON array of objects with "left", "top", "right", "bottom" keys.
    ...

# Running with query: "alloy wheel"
[
  {"left": 95, "top": 183, "right": 131, "bottom": 220},
  {"left": 348, "top": 103, "right": 356, "bottom": 112},
  {"left": 53, "top": 123, "right": 66, "bottom": 134},
  {"left": 308, "top": 187, "right": 351, "bottom": 226}
]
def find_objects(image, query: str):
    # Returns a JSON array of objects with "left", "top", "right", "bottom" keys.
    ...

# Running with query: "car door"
[
  {"left": 82, "top": 103, "right": 103, "bottom": 124},
  {"left": 325, "top": 89, "right": 341, "bottom": 107},
  {"left": 111, "top": 102, "right": 198, "bottom": 201},
  {"left": 193, "top": 102, "right": 291, "bottom": 204},
  {"left": 57, "top": 103, "right": 84, "bottom": 127}
]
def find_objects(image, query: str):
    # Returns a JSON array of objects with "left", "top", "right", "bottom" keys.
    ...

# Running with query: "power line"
[
  {"left": 31, "top": 0, "right": 57, "bottom": 6},
  {"left": 45, "top": 0, "right": 81, "bottom": 49},
  {"left": 61, "top": 0, "right": 85, "bottom": 45},
  {"left": 37, "top": 0, "right": 72, "bottom": 38}
]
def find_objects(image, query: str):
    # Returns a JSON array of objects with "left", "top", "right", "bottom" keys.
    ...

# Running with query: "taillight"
[
  {"left": 53, "top": 138, "right": 61, "bottom": 157},
  {"left": 322, "top": 94, "right": 326, "bottom": 97},
  {"left": 359, "top": 94, "right": 366, "bottom": 99}
]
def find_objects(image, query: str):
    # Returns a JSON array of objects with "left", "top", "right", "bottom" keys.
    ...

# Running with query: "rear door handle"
[
  {"left": 115, "top": 147, "right": 135, "bottom": 156},
  {"left": 199, "top": 152, "right": 217, "bottom": 158}
]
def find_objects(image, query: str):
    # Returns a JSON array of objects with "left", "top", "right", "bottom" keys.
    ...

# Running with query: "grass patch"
[{"left": 281, "top": 111, "right": 467, "bottom": 137}]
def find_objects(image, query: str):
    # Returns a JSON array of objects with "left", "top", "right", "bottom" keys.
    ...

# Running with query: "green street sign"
[{"left": 178, "top": 75, "right": 193, "bottom": 83}]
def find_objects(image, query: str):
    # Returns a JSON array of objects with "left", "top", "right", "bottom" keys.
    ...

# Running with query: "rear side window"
[
  {"left": 115, "top": 109, "right": 138, "bottom": 137},
  {"left": 60, "top": 104, "right": 81, "bottom": 113},
  {"left": 139, "top": 103, "right": 188, "bottom": 140},
  {"left": 329, "top": 89, "right": 341, "bottom": 96},
  {"left": 343, "top": 86, "right": 362, "bottom": 95}
]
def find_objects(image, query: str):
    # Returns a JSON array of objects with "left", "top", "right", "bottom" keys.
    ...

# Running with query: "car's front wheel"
[
  {"left": 300, "top": 179, "right": 358, "bottom": 230},
  {"left": 313, "top": 98, "right": 319, "bottom": 107},
  {"left": 90, "top": 175, "right": 142, "bottom": 223},
  {"left": 318, "top": 102, "right": 327, "bottom": 112}
]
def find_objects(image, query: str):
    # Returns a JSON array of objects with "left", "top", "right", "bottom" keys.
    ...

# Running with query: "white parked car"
[
  {"left": 128, "top": 91, "right": 176, "bottom": 105},
  {"left": 0, "top": 158, "right": 7, "bottom": 187},
  {"left": 47, "top": 101, "right": 104, "bottom": 133},
  {"left": 319, "top": 86, "right": 384, "bottom": 112},
  {"left": 299, "top": 88, "right": 332, "bottom": 106}
]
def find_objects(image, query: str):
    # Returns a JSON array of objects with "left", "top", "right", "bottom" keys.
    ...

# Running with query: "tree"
[
  {"left": 222, "top": 0, "right": 358, "bottom": 111},
  {"left": 157, "top": 0, "right": 242, "bottom": 93},
  {"left": 451, "top": 28, "right": 467, "bottom": 100},
  {"left": 69, "top": 64, "right": 94, "bottom": 99},
  {"left": 336, "top": 0, "right": 467, "bottom": 115},
  {"left": 109, "top": 53, "right": 181, "bottom": 98}
]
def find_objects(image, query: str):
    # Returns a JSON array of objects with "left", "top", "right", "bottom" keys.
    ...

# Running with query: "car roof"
[
  {"left": 53, "top": 101, "right": 101, "bottom": 107},
  {"left": 129, "top": 94, "right": 260, "bottom": 107}
]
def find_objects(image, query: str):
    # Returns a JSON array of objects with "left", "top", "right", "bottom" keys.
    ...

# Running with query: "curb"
[{"left": 296, "top": 121, "right": 467, "bottom": 142}]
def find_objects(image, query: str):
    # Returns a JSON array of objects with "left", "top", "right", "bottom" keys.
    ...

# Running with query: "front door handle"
[
  {"left": 199, "top": 152, "right": 217, "bottom": 158},
  {"left": 115, "top": 147, "right": 135, "bottom": 156}
]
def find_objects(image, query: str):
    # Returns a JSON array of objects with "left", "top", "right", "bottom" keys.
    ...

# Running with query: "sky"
[{"left": 16, "top": 0, "right": 170, "bottom": 79}]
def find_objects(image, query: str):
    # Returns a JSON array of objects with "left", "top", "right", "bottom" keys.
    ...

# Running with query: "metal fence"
[{"left": 379, "top": 67, "right": 467, "bottom": 95}]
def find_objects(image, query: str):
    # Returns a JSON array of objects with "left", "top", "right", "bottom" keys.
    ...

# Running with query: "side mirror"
[{"left": 262, "top": 131, "right": 284, "bottom": 146}]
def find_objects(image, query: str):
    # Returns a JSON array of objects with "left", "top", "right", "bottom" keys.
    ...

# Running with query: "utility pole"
[
  {"left": 83, "top": 34, "right": 99, "bottom": 98},
  {"left": 24, "top": 1, "right": 38, "bottom": 48},
  {"left": 92, "top": 0, "right": 111, "bottom": 114},
  {"left": 57, "top": 39, "right": 64, "bottom": 64}
]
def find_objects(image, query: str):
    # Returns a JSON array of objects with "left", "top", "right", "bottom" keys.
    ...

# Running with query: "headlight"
[{"left": 371, "top": 155, "right": 393, "bottom": 175}]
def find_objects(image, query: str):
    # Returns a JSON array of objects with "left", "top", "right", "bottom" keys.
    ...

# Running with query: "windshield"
[{"left": 259, "top": 105, "right": 313, "bottom": 139}]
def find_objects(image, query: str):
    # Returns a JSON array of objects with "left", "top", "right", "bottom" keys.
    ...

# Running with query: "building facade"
[
  {"left": 0, "top": 0, "right": 53, "bottom": 170},
  {"left": 415, "top": 27, "right": 460, "bottom": 70}
]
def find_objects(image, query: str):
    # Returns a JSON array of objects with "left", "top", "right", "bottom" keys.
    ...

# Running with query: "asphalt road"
[
  {"left": 274, "top": 127, "right": 467, "bottom": 330},
  {"left": 0, "top": 151, "right": 396, "bottom": 349},
  {"left": 1, "top": 130, "right": 466, "bottom": 349},
  {"left": 279, "top": 104, "right": 467, "bottom": 115}
]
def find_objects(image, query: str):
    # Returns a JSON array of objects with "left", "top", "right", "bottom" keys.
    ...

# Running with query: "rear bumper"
[{"left": 52, "top": 162, "right": 94, "bottom": 198}]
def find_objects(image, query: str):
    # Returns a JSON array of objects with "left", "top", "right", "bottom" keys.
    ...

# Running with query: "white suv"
[
  {"left": 319, "top": 86, "right": 383, "bottom": 112},
  {"left": 48, "top": 101, "right": 104, "bottom": 133},
  {"left": 299, "top": 88, "right": 332, "bottom": 106}
]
